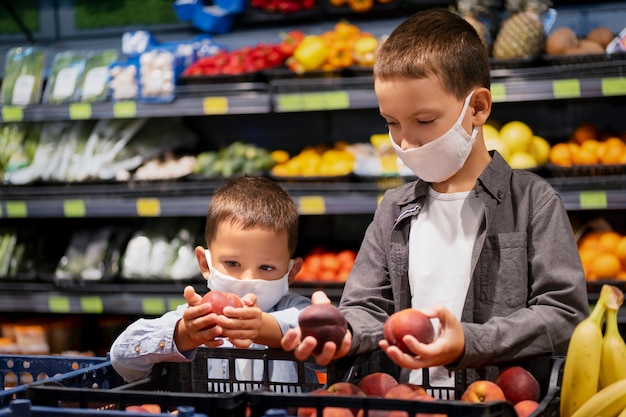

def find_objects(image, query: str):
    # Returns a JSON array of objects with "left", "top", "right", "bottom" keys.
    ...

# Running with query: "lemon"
[
  {"left": 528, "top": 136, "right": 551, "bottom": 165},
  {"left": 482, "top": 124, "right": 501, "bottom": 141},
  {"left": 485, "top": 137, "right": 510, "bottom": 160},
  {"left": 508, "top": 151, "right": 537, "bottom": 169},
  {"left": 500, "top": 121, "right": 534, "bottom": 154}
]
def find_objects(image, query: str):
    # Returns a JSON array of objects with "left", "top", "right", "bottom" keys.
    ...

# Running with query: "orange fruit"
[
  {"left": 336, "top": 249, "right": 357, "bottom": 265},
  {"left": 305, "top": 253, "right": 323, "bottom": 275},
  {"left": 591, "top": 253, "right": 622, "bottom": 279},
  {"left": 549, "top": 143, "right": 572, "bottom": 166},
  {"left": 320, "top": 253, "right": 341, "bottom": 273},
  {"left": 571, "top": 147, "right": 598, "bottom": 165},
  {"left": 600, "top": 145, "right": 624, "bottom": 165},
  {"left": 599, "top": 231, "right": 622, "bottom": 253},
  {"left": 578, "top": 231, "right": 603, "bottom": 252},
  {"left": 616, "top": 236, "right": 626, "bottom": 264},
  {"left": 571, "top": 123, "right": 598, "bottom": 145}
]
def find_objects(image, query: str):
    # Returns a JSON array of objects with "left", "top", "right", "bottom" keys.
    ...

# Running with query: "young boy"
[
  {"left": 111, "top": 176, "right": 311, "bottom": 384},
  {"left": 282, "top": 8, "right": 589, "bottom": 389}
]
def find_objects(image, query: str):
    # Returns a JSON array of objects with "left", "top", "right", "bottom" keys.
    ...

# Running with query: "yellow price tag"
[
  {"left": 302, "top": 93, "right": 325, "bottom": 111},
  {"left": 203, "top": 97, "right": 228, "bottom": 114},
  {"left": 69, "top": 103, "right": 92, "bottom": 120},
  {"left": 298, "top": 196, "right": 326, "bottom": 214},
  {"left": 323, "top": 91, "right": 350, "bottom": 109},
  {"left": 580, "top": 191, "right": 607, "bottom": 209},
  {"left": 6, "top": 201, "right": 27, "bottom": 217},
  {"left": 113, "top": 101, "right": 137, "bottom": 118},
  {"left": 168, "top": 298, "right": 185, "bottom": 311},
  {"left": 80, "top": 296, "right": 103, "bottom": 314},
  {"left": 2, "top": 106, "right": 24, "bottom": 122},
  {"left": 49, "top": 296, "right": 71, "bottom": 313},
  {"left": 137, "top": 198, "right": 161, "bottom": 216},
  {"left": 490, "top": 83, "right": 506, "bottom": 102},
  {"left": 552, "top": 79, "right": 581, "bottom": 99},
  {"left": 277, "top": 94, "right": 303, "bottom": 111},
  {"left": 142, "top": 298, "right": 166, "bottom": 315},
  {"left": 64, "top": 199, "right": 86, "bottom": 217},
  {"left": 601, "top": 77, "right": 626, "bottom": 96}
]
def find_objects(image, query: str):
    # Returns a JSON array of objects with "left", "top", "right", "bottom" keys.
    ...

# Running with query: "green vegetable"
[
  {"left": 45, "top": 51, "right": 87, "bottom": 104},
  {"left": 79, "top": 49, "right": 119, "bottom": 102},
  {"left": 1, "top": 46, "right": 46, "bottom": 106}
]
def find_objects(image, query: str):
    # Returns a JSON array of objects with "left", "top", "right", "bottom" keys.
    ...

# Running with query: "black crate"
[
  {"left": 170, "top": 347, "right": 324, "bottom": 393},
  {"left": 248, "top": 351, "right": 564, "bottom": 417},
  {"left": 24, "top": 360, "right": 248, "bottom": 417}
]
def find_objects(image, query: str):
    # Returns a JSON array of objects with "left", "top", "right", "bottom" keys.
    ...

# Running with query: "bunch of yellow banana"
[{"left": 560, "top": 284, "right": 626, "bottom": 417}]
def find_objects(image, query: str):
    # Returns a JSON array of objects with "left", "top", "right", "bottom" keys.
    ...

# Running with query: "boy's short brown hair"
[
  {"left": 374, "top": 8, "right": 491, "bottom": 99},
  {"left": 205, "top": 176, "right": 299, "bottom": 256}
]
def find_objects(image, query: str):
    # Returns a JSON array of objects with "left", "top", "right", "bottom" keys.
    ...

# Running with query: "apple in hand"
[
  {"left": 358, "top": 372, "right": 398, "bottom": 397},
  {"left": 298, "top": 304, "right": 347, "bottom": 354},
  {"left": 514, "top": 399, "right": 539, "bottom": 417},
  {"left": 460, "top": 380, "right": 506, "bottom": 403},
  {"left": 495, "top": 366, "right": 540, "bottom": 405},
  {"left": 201, "top": 289, "right": 243, "bottom": 315},
  {"left": 383, "top": 308, "right": 435, "bottom": 354}
]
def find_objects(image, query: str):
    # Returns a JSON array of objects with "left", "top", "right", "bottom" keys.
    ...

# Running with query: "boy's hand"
[
  {"left": 281, "top": 291, "right": 352, "bottom": 366},
  {"left": 379, "top": 305, "right": 464, "bottom": 369},
  {"left": 175, "top": 286, "right": 225, "bottom": 352},
  {"left": 218, "top": 294, "right": 261, "bottom": 348}
]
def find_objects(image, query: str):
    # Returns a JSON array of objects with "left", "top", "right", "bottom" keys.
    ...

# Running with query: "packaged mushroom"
[
  {"left": 108, "top": 60, "right": 139, "bottom": 101},
  {"left": 138, "top": 48, "right": 176, "bottom": 102}
]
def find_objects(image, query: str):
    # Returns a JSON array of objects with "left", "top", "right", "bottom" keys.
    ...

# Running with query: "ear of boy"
[
  {"left": 287, "top": 257, "right": 304, "bottom": 284},
  {"left": 194, "top": 245, "right": 211, "bottom": 278},
  {"left": 471, "top": 88, "right": 492, "bottom": 127}
]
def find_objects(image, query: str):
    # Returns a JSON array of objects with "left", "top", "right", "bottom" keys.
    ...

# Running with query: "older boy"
[{"left": 283, "top": 9, "right": 588, "bottom": 389}]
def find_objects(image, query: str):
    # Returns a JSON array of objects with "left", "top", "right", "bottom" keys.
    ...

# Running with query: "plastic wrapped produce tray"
[
  {"left": 249, "top": 352, "right": 564, "bottom": 417},
  {"left": 0, "top": 354, "right": 107, "bottom": 407}
]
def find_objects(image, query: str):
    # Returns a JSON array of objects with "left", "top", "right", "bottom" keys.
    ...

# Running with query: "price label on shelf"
[
  {"left": 601, "top": 77, "right": 626, "bottom": 96},
  {"left": 298, "top": 196, "right": 325, "bottom": 214},
  {"left": 6, "top": 201, "right": 27, "bottom": 217},
  {"left": 80, "top": 296, "right": 103, "bottom": 313},
  {"left": 137, "top": 198, "right": 161, "bottom": 216},
  {"left": 579, "top": 191, "right": 608, "bottom": 209},
  {"left": 168, "top": 298, "right": 185, "bottom": 311},
  {"left": 142, "top": 298, "right": 166, "bottom": 315},
  {"left": 552, "top": 79, "right": 581, "bottom": 99},
  {"left": 203, "top": 97, "right": 228, "bottom": 114},
  {"left": 490, "top": 83, "right": 506, "bottom": 102},
  {"left": 64, "top": 199, "right": 86, "bottom": 217},
  {"left": 49, "top": 296, "right": 71, "bottom": 313},
  {"left": 69, "top": 103, "right": 92, "bottom": 120},
  {"left": 277, "top": 92, "right": 350, "bottom": 112},
  {"left": 113, "top": 101, "right": 137, "bottom": 118},
  {"left": 1, "top": 106, "right": 24, "bottom": 122}
]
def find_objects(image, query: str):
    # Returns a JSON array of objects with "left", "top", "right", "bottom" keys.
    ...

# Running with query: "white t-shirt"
[{"left": 408, "top": 186, "right": 484, "bottom": 394}]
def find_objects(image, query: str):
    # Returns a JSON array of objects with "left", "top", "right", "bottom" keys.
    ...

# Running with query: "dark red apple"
[
  {"left": 383, "top": 309, "right": 435, "bottom": 354},
  {"left": 201, "top": 289, "right": 243, "bottom": 315},
  {"left": 298, "top": 304, "right": 347, "bottom": 355},
  {"left": 357, "top": 372, "right": 398, "bottom": 397},
  {"left": 495, "top": 366, "right": 540, "bottom": 405}
]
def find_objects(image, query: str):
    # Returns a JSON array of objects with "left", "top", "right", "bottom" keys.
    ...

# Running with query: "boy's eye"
[
  {"left": 384, "top": 121, "right": 398, "bottom": 128},
  {"left": 259, "top": 265, "right": 275, "bottom": 272},
  {"left": 417, "top": 119, "right": 434, "bottom": 124},
  {"left": 224, "top": 261, "right": 239, "bottom": 268}
]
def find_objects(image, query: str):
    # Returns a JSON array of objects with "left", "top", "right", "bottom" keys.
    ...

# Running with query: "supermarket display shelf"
[
  {"left": 0, "top": 280, "right": 344, "bottom": 315},
  {"left": 1, "top": 61, "right": 626, "bottom": 122},
  {"left": 2, "top": 176, "right": 626, "bottom": 218}
]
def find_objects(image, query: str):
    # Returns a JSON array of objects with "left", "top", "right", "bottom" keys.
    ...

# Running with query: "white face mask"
[
  {"left": 205, "top": 250, "right": 292, "bottom": 312},
  {"left": 390, "top": 91, "right": 479, "bottom": 183}
]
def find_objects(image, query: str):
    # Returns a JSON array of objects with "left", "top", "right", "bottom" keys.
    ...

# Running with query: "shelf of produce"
[
  {"left": 0, "top": 83, "right": 272, "bottom": 123},
  {"left": 0, "top": 180, "right": 385, "bottom": 218}
]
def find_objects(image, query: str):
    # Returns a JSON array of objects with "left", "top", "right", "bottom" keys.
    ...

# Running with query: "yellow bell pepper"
[{"left": 293, "top": 35, "right": 327, "bottom": 71}]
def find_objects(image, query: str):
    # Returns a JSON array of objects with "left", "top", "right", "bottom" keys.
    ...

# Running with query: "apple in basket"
[
  {"left": 201, "top": 289, "right": 243, "bottom": 315},
  {"left": 298, "top": 304, "right": 347, "bottom": 354}
]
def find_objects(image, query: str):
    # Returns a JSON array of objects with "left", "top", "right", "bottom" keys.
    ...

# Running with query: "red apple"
[
  {"left": 495, "top": 366, "right": 540, "bottom": 405},
  {"left": 383, "top": 309, "right": 435, "bottom": 354},
  {"left": 514, "top": 399, "right": 539, "bottom": 417},
  {"left": 460, "top": 380, "right": 506, "bottom": 403},
  {"left": 125, "top": 405, "right": 151, "bottom": 413},
  {"left": 384, "top": 383, "right": 428, "bottom": 400},
  {"left": 299, "top": 304, "right": 347, "bottom": 355},
  {"left": 358, "top": 372, "right": 398, "bottom": 397},
  {"left": 327, "top": 382, "right": 366, "bottom": 397},
  {"left": 201, "top": 289, "right": 243, "bottom": 315}
]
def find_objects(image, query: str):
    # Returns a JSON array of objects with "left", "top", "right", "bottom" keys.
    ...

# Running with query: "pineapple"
[
  {"left": 456, "top": 0, "right": 496, "bottom": 51},
  {"left": 492, "top": 0, "right": 552, "bottom": 60}
]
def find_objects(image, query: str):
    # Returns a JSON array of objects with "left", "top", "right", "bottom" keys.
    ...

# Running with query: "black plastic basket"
[
  {"left": 249, "top": 351, "right": 564, "bottom": 417},
  {"left": 24, "top": 360, "right": 248, "bottom": 417},
  {"left": 170, "top": 347, "right": 324, "bottom": 394}
]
